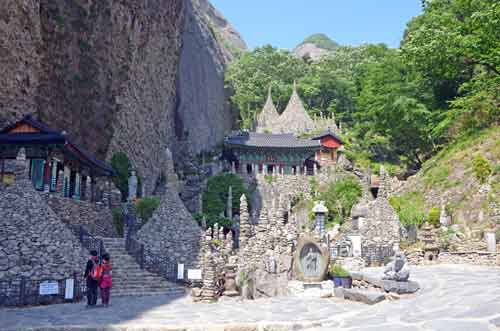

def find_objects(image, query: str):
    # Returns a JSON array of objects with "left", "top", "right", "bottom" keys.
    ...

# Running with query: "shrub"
[
  {"left": 329, "top": 264, "right": 350, "bottom": 277},
  {"left": 428, "top": 207, "right": 440, "bottom": 227},
  {"left": 472, "top": 154, "right": 492, "bottom": 184},
  {"left": 389, "top": 192, "right": 426, "bottom": 226},
  {"left": 112, "top": 207, "right": 124, "bottom": 236},
  {"left": 110, "top": 152, "right": 131, "bottom": 201},
  {"left": 135, "top": 197, "right": 160, "bottom": 223}
]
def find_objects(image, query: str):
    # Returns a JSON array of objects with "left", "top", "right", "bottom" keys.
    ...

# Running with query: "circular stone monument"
[{"left": 293, "top": 235, "right": 330, "bottom": 282}]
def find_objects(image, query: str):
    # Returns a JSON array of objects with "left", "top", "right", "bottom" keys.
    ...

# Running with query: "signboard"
[
  {"left": 187, "top": 269, "right": 202, "bottom": 280},
  {"left": 39, "top": 281, "right": 59, "bottom": 295},
  {"left": 64, "top": 279, "right": 74, "bottom": 299},
  {"left": 177, "top": 264, "right": 184, "bottom": 280}
]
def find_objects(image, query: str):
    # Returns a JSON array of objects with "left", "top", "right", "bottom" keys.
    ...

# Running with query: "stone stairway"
[{"left": 101, "top": 238, "right": 186, "bottom": 297}]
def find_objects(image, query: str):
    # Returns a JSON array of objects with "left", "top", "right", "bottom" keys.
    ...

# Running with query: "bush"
[
  {"left": 389, "top": 191, "right": 426, "bottom": 226},
  {"left": 329, "top": 264, "right": 350, "bottom": 277},
  {"left": 472, "top": 154, "right": 492, "bottom": 184},
  {"left": 110, "top": 152, "right": 131, "bottom": 201},
  {"left": 135, "top": 197, "right": 160, "bottom": 223},
  {"left": 264, "top": 174, "right": 274, "bottom": 184},
  {"left": 112, "top": 207, "right": 124, "bottom": 236},
  {"left": 428, "top": 207, "right": 440, "bottom": 227}
]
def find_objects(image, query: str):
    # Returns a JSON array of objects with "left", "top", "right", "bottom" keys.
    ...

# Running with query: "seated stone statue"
[{"left": 382, "top": 252, "right": 410, "bottom": 281}]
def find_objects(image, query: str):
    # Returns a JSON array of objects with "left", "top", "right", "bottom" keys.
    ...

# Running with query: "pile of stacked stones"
[{"left": 0, "top": 149, "right": 87, "bottom": 281}]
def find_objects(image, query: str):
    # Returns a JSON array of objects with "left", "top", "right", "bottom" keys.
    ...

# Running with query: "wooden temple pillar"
[{"left": 43, "top": 153, "right": 51, "bottom": 193}]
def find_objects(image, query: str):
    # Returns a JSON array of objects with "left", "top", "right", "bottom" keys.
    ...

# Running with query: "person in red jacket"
[{"left": 99, "top": 253, "right": 113, "bottom": 307}]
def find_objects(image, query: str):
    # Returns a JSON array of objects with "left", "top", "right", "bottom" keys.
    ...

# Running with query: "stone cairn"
[
  {"left": 239, "top": 194, "right": 252, "bottom": 249},
  {"left": 420, "top": 223, "right": 439, "bottom": 262}
]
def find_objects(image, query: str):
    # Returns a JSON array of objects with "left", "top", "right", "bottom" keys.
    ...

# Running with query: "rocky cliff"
[
  {"left": 174, "top": 0, "right": 246, "bottom": 157},
  {"left": 0, "top": 0, "right": 245, "bottom": 195}
]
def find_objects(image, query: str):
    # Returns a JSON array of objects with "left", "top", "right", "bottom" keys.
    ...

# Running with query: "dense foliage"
[
  {"left": 199, "top": 174, "right": 249, "bottom": 228},
  {"left": 318, "top": 177, "right": 362, "bottom": 225},
  {"left": 110, "top": 152, "right": 131, "bottom": 201},
  {"left": 226, "top": 0, "right": 499, "bottom": 173}
]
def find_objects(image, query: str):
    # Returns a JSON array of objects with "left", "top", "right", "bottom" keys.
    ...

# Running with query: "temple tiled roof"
[
  {"left": 255, "top": 87, "right": 280, "bottom": 133},
  {"left": 0, "top": 114, "right": 115, "bottom": 176},
  {"left": 272, "top": 82, "right": 315, "bottom": 134},
  {"left": 311, "top": 129, "right": 344, "bottom": 144},
  {"left": 225, "top": 132, "right": 319, "bottom": 149}
]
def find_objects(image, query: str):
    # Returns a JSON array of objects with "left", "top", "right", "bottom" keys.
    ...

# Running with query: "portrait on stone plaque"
[{"left": 300, "top": 244, "right": 322, "bottom": 278}]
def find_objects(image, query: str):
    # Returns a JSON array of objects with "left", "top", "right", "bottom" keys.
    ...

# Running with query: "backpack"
[{"left": 90, "top": 261, "right": 102, "bottom": 281}]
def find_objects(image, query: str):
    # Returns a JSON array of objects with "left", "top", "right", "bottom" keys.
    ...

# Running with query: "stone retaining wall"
[
  {"left": 44, "top": 195, "right": 118, "bottom": 238},
  {"left": 406, "top": 250, "right": 499, "bottom": 267}
]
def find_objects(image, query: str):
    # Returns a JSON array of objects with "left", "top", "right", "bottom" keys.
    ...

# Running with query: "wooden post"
[{"left": 43, "top": 154, "right": 51, "bottom": 192}]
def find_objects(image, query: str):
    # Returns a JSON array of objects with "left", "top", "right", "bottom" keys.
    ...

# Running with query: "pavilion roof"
[
  {"left": 225, "top": 132, "right": 319, "bottom": 150},
  {"left": 0, "top": 114, "right": 114, "bottom": 176}
]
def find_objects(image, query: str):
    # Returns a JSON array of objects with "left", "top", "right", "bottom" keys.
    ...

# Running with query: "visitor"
[
  {"left": 84, "top": 250, "right": 100, "bottom": 307},
  {"left": 99, "top": 253, "right": 113, "bottom": 307}
]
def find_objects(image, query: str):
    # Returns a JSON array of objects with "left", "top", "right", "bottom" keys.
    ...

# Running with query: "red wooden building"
[{"left": 312, "top": 130, "right": 344, "bottom": 166}]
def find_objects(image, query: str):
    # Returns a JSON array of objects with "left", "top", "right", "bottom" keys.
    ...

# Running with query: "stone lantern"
[{"left": 312, "top": 201, "right": 328, "bottom": 241}]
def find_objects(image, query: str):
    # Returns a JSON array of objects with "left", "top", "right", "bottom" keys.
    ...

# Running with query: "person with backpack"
[
  {"left": 99, "top": 253, "right": 112, "bottom": 307},
  {"left": 84, "top": 250, "right": 100, "bottom": 307}
]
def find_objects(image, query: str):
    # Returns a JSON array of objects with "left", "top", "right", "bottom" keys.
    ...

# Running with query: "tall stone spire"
[
  {"left": 239, "top": 194, "right": 251, "bottom": 248},
  {"left": 274, "top": 81, "right": 315, "bottom": 134},
  {"left": 378, "top": 166, "right": 390, "bottom": 199},
  {"left": 255, "top": 85, "right": 280, "bottom": 133}
]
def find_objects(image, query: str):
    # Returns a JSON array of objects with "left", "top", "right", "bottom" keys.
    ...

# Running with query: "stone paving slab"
[{"left": 1, "top": 265, "right": 499, "bottom": 331}]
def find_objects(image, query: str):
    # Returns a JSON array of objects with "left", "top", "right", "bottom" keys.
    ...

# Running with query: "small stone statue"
[
  {"left": 337, "top": 237, "right": 353, "bottom": 257},
  {"left": 382, "top": 252, "right": 410, "bottom": 281}
]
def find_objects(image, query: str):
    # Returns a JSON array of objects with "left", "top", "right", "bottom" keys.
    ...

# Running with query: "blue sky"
[{"left": 210, "top": 1, "right": 422, "bottom": 49}]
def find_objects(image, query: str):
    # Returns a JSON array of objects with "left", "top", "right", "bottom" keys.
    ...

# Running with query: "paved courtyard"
[{"left": 1, "top": 264, "right": 499, "bottom": 331}]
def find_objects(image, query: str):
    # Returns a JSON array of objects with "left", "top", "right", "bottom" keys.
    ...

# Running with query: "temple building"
[
  {"left": 225, "top": 82, "right": 344, "bottom": 175},
  {"left": 0, "top": 114, "right": 114, "bottom": 201}
]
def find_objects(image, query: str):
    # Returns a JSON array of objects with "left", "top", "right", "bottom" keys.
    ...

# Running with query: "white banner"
[
  {"left": 187, "top": 269, "right": 202, "bottom": 280},
  {"left": 39, "top": 281, "right": 59, "bottom": 295},
  {"left": 64, "top": 279, "right": 74, "bottom": 299},
  {"left": 177, "top": 264, "right": 184, "bottom": 280}
]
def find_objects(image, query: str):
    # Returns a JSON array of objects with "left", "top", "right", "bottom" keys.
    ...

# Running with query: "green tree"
[
  {"left": 402, "top": 0, "right": 500, "bottom": 138},
  {"left": 354, "top": 49, "right": 433, "bottom": 168},
  {"left": 225, "top": 45, "right": 309, "bottom": 128},
  {"left": 319, "top": 177, "right": 362, "bottom": 225},
  {"left": 201, "top": 174, "right": 249, "bottom": 228},
  {"left": 110, "top": 152, "right": 131, "bottom": 201}
]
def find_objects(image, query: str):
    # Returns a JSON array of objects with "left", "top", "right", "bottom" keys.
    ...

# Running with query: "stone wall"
[
  {"left": 406, "top": 250, "right": 500, "bottom": 267},
  {"left": 137, "top": 186, "right": 203, "bottom": 268},
  {"left": 44, "top": 195, "right": 118, "bottom": 238},
  {"left": 0, "top": 157, "right": 87, "bottom": 281}
]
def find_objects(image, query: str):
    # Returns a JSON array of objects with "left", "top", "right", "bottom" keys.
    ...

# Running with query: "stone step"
[{"left": 112, "top": 290, "right": 186, "bottom": 297}]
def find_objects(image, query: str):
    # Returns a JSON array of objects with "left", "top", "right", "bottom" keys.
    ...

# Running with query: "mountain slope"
[{"left": 396, "top": 127, "right": 500, "bottom": 230}]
